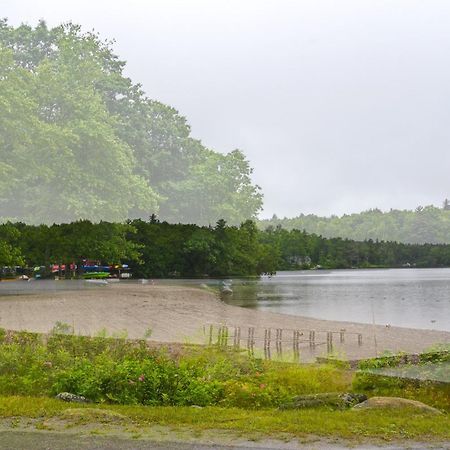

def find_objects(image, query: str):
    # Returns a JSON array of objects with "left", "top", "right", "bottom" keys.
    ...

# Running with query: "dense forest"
[
  {"left": 260, "top": 203, "right": 450, "bottom": 245},
  {"left": 0, "top": 20, "right": 262, "bottom": 225},
  {"left": 1, "top": 219, "right": 450, "bottom": 278}
]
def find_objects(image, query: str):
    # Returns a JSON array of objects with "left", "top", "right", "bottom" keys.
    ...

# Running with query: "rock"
[
  {"left": 352, "top": 397, "right": 442, "bottom": 414},
  {"left": 221, "top": 286, "right": 233, "bottom": 295},
  {"left": 279, "top": 392, "right": 367, "bottom": 410},
  {"left": 56, "top": 392, "right": 88, "bottom": 403}
]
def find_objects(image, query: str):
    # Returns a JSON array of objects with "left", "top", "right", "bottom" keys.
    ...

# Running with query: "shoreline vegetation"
[
  {"left": 2, "top": 219, "right": 450, "bottom": 281},
  {"left": 0, "top": 274, "right": 449, "bottom": 444},
  {"left": 0, "top": 321, "right": 448, "bottom": 444}
]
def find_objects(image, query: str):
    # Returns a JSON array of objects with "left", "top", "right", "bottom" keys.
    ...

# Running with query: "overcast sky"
[{"left": 2, "top": 0, "right": 450, "bottom": 218}]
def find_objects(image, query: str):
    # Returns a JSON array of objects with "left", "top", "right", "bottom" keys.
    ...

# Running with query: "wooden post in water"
[
  {"left": 209, "top": 325, "right": 213, "bottom": 345},
  {"left": 294, "top": 330, "right": 300, "bottom": 362},
  {"left": 264, "top": 328, "right": 270, "bottom": 360},
  {"left": 233, "top": 327, "right": 240, "bottom": 348},
  {"left": 340, "top": 329, "right": 345, "bottom": 343},
  {"left": 327, "top": 331, "right": 333, "bottom": 353},
  {"left": 247, "top": 327, "right": 255, "bottom": 354},
  {"left": 217, "top": 326, "right": 222, "bottom": 346},
  {"left": 276, "top": 328, "right": 283, "bottom": 357},
  {"left": 249, "top": 327, "right": 255, "bottom": 355},
  {"left": 358, "top": 333, "right": 363, "bottom": 346},
  {"left": 309, "top": 330, "right": 315, "bottom": 348},
  {"left": 224, "top": 326, "right": 229, "bottom": 347}
]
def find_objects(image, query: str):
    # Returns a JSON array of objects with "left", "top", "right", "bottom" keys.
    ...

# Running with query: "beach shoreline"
[{"left": 0, "top": 283, "right": 448, "bottom": 362}]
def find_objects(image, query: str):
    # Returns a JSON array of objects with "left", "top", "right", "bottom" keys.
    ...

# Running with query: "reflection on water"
[{"left": 223, "top": 269, "right": 450, "bottom": 332}]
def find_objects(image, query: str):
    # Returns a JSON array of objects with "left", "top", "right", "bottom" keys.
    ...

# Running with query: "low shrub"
[{"left": 0, "top": 332, "right": 354, "bottom": 407}]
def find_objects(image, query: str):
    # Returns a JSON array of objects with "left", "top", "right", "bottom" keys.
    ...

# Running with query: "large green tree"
[
  {"left": 0, "top": 223, "right": 24, "bottom": 267},
  {"left": 0, "top": 20, "right": 262, "bottom": 225}
]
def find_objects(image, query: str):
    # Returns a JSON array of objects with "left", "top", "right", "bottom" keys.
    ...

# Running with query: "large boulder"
[{"left": 353, "top": 396, "right": 443, "bottom": 414}]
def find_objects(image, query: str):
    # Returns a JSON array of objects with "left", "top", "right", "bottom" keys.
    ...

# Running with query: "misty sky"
[{"left": 2, "top": 0, "right": 450, "bottom": 218}]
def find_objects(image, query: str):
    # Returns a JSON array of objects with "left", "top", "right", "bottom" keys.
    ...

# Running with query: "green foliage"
[
  {"left": 353, "top": 372, "right": 450, "bottom": 411},
  {"left": 50, "top": 321, "right": 74, "bottom": 335},
  {"left": 221, "top": 363, "right": 351, "bottom": 408},
  {"left": 0, "top": 332, "right": 353, "bottom": 408},
  {"left": 261, "top": 205, "right": 450, "bottom": 245},
  {"left": 0, "top": 223, "right": 24, "bottom": 267},
  {"left": 354, "top": 349, "right": 450, "bottom": 411},
  {"left": 143, "top": 328, "right": 153, "bottom": 339},
  {"left": 261, "top": 225, "right": 450, "bottom": 270},
  {"left": 128, "top": 218, "right": 276, "bottom": 277},
  {"left": 2, "top": 218, "right": 450, "bottom": 276},
  {"left": 0, "top": 19, "right": 262, "bottom": 225},
  {"left": 0, "top": 220, "right": 142, "bottom": 270}
]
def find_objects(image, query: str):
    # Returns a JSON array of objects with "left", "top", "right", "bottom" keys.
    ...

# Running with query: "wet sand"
[{"left": 0, "top": 283, "right": 448, "bottom": 361}]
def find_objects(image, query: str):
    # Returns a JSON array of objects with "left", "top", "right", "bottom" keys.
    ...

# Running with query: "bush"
[{"left": 0, "top": 332, "right": 356, "bottom": 408}]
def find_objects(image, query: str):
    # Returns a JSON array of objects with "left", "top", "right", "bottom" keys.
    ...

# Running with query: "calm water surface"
[
  {"left": 223, "top": 268, "right": 450, "bottom": 332},
  {"left": 1, "top": 269, "right": 449, "bottom": 331}
]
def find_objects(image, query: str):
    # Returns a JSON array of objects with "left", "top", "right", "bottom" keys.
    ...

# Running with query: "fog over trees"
[
  {"left": 0, "top": 20, "right": 262, "bottom": 225},
  {"left": 260, "top": 204, "right": 450, "bottom": 245}
]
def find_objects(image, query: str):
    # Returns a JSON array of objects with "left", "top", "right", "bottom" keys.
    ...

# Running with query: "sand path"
[{"left": 0, "top": 283, "right": 448, "bottom": 362}]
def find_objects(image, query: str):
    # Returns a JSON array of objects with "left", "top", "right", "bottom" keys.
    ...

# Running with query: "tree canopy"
[
  {"left": 0, "top": 20, "right": 262, "bottom": 225},
  {"left": 2, "top": 219, "right": 450, "bottom": 278},
  {"left": 260, "top": 204, "right": 450, "bottom": 245}
]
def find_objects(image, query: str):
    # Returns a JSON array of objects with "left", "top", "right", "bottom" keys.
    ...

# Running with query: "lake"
[
  {"left": 1, "top": 268, "right": 449, "bottom": 332},
  {"left": 222, "top": 268, "right": 450, "bottom": 332}
]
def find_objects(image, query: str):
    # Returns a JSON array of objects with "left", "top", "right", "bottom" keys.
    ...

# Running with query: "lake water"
[
  {"left": 1, "top": 269, "right": 449, "bottom": 332},
  {"left": 222, "top": 269, "right": 450, "bottom": 332}
]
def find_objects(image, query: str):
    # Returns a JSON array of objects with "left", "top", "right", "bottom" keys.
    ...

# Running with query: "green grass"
[
  {"left": 0, "top": 330, "right": 448, "bottom": 443},
  {"left": 0, "top": 396, "right": 448, "bottom": 442}
]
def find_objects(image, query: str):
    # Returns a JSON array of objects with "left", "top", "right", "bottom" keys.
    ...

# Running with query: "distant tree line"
[
  {"left": 262, "top": 226, "right": 450, "bottom": 270},
  {"left": 1, "top": 219, "right": 450, "bottom": 277},
  {"left": 260, "top": 203, "right": 450, "bottom": 245}
]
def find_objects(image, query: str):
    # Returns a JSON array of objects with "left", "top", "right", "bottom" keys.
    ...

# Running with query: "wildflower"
[
  {"left": 43, "top": 361, "right": 53, "bottom": 368},
  {"left": 259, "top": 384, "right": 266, "bottom": 389},
  {"left": 138, "top": 374, "right": 145, "bottom": 382}
]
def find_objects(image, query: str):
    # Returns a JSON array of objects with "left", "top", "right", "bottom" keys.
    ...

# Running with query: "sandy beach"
[{"left": 0, "top": 283, "right": 448, "bottom": 362}]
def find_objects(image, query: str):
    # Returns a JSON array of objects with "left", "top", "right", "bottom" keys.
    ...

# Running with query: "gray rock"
[
  {"left": 56, "top": 392, "right": 88, "bottom": 403},
  {"left": 352, "top": 396, "right": 443, "bottom": 414},
  {"left": 279, "top": 392, "right": 367, "bottom": 410}
]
